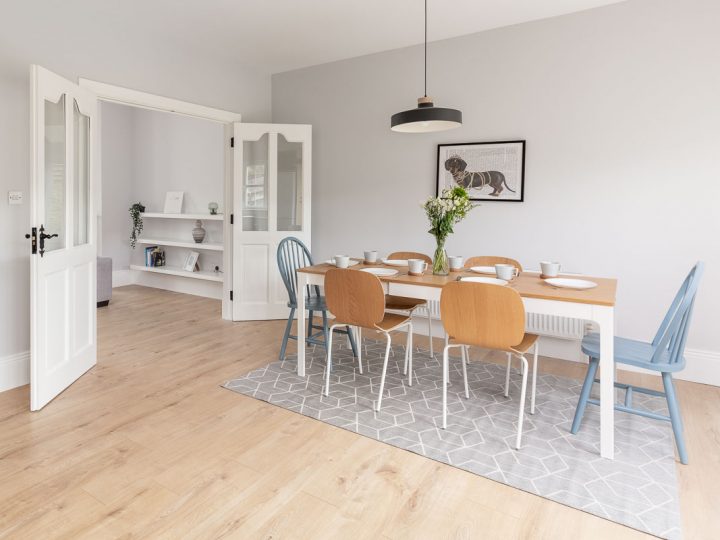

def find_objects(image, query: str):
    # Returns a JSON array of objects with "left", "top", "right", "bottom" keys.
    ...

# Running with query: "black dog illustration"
[{"left": 444, "top": 156, "right": 515, "bottom": 197}]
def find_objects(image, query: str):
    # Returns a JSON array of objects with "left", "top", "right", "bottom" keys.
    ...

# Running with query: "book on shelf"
[{"left": 144, "top": 246, "right": 165, "bottom": 267}]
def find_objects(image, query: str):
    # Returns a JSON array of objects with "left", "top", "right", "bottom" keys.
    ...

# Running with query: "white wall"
[
  {"left": 272, "top": 0, "right": 720, "bottom": 374},
  {"left": 0, "top": 6, "right": 270, "bottom": 389}
]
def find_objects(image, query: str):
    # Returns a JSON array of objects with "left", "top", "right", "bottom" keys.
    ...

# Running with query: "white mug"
[
  {"left": 364, "top": 250, "right": 378, "bottom": 263},
  {"left": 408, "top": 259, "right": 428, "bottom": 276},
  {"left": 540, "top": 261, "right": 561, "bottom": 277},
  {"left": 495, "top": 264, "right": 519, "bottom": 281},
  {"left": 448, "top": 255, "right": 464, "bottom": 270},
  {"left": 334, "top": 255, "right": 350, "bottom": 268}
]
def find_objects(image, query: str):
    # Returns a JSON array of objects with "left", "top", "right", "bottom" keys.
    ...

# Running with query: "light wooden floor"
[{"left": 0, "top": 286, "right": 717, "bottom": 539}]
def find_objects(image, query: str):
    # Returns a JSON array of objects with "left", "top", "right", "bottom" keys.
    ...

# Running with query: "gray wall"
[
  {"left": 0, "top": 9, "right": 270, "bottom": 364},
  {"left": 272, "top": 0, "right": 720, "bottom": 353}
]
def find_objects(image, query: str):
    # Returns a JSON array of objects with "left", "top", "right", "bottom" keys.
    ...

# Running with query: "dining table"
[{"left": 295, "top": 260, "right": 618, "bottom": 460}]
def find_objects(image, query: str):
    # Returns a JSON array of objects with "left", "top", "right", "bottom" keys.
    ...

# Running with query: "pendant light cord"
[{"left": 424, "top": 0, "right": 427, "bottom": 97}]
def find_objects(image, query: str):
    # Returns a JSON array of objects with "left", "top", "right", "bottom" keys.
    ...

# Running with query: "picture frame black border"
[{"left": 436, "top": 140, "right": 526, "bottom": 202}]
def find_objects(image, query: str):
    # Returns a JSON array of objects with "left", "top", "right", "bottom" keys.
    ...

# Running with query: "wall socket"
[{"left": 8, "top": 191, "right": 23, "bottom": 205}]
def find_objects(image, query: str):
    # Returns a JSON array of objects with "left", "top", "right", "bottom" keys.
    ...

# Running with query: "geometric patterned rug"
[{"left": 223, "top": 338, "right": 682, "bottom": 539}]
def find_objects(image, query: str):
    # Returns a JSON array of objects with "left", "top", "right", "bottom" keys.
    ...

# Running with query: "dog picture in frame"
[{"left": 437, "top": 141, "right": 525, "bottom": 202}]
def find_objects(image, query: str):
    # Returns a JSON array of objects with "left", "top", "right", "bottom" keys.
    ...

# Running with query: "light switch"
[{"left": 8, "top": 191, "right": 23, "bottom": 205}]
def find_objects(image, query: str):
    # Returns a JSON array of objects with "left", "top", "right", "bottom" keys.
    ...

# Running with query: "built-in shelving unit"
[
  {"left": 141, "top": 212, "right": 223, "bottom": 221},
  {"left": 130, "top": 264, "right": 223, "bottom": 282},
  {"left": 137, "top": 237, "right": 223, "bottom": 251}
]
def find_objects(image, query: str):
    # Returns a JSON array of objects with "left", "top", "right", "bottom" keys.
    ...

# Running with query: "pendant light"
[{"left": 390, "top": 0, "right": 462, "bottom": 133}]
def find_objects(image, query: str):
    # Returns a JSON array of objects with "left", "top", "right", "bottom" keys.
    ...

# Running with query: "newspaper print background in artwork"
[{"left": 437, "top": 140, "right": 525, "bottom": 202}]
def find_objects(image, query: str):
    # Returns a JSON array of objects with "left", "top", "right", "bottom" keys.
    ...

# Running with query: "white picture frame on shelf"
[
  {"left": 163, "top": 191, "right": 184, "bottom": 214},
  {"left": 183, "top": 251, "right": 200, "bottom": 272}
]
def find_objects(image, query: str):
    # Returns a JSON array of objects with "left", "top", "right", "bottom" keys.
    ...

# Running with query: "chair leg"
[
  {"left": 461, "top": 346, "right": 469, "bottom": 399},
  {"left": 570, "top": 357, "right": 599, "bottom": 434},
  {"left": 427, "top": 308, "right": 434, "bottom": 357},
  {"left": 279, "top": 308, "right": 295, "bottom": 363},
  {"left": 323, "top": 325, "right": 336, "bottom": 397},
  {"left": 515, "top": 354, "right": 529, "bottom": 450},
  {"left": 347, "top": 324, "right": 359, "bottom": 359},
  {"left": 375, "top": 333, "right": 393, "bottom": 411},
  {"left": 531, "top": 342, "right": 539, "bottom": 414},
  {"left": 662, "top": 372, "right": 688, "bottom": 465},
  {"left": 357, "top": 327, "right": 363, "bottom": 371},
  {"left": 406, "top": 323, "right": 413, "bottom": 386},
  {"left": 504, "top": 352, "right": 512, "bottom": 397},
  {"left": 442, "top": 344, "right": 450, "bottom": 429},
  {"left": 321, "top": 310, "right": 329, "bottom": 352},
  {"left": 307, "top": 310, "right": 314, "bottom": 344}
]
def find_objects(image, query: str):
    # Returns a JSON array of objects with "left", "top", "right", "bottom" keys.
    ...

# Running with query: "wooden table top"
[{"left": 298, "top": 260, "right": 617, "bottom": 306}]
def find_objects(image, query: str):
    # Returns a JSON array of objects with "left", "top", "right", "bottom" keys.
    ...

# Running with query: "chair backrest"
[
  {"left": 277, "top": 237, "right": 319, "bottom": 306},
  {"left": 441, "top": 281, "right": 526, "bottom": 350},
  {"left": 325, "top": 269, "right": 386, "bottom": 329},
  {"left": 388, "top": 251, "right": 432, "bottom": 264},
  {"left": 465, "top": 256, "right": 523, "bottom": 271},
  {"left": 651, "top": 262, "right": 704, "bottom": 365}
]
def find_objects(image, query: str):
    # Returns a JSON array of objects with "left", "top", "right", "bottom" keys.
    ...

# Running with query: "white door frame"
[{"left": 77, "top": 78, "right": 242, "bottom": 319}]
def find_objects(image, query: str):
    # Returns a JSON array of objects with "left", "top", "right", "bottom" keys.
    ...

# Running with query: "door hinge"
[
  {"left": 230, "top": 137, "right": 234, "bottom": 148},
  {"left": 230, "top": 213, "right": 234, "bottom": 225},
  {"left": 230, "top": 290, "right": 233, "bottom": 301}
]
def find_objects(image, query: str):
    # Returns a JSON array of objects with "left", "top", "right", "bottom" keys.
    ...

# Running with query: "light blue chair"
[
  {"left": 277, "top": 237, "right": 358, "bottom": 363},
  {"left": 571, "top": 262, "right": 704, "bottom": 464}
]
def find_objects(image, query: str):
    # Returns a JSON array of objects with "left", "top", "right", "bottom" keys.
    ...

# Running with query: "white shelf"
[
  {"left": 141, "top": 212, "right": 224, "bottom": 221},
  {"left": 138, "top": 238, "right": 224, "bottom": 251},
  {"left": 130, "top": 265, "right": 223, "bottom": 282}
]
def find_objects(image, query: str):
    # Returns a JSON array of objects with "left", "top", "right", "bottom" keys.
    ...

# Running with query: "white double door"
[
  {"left": 29, "top": 66, "right": 98, "bottom": 410},
  {"left": 232, "top": 123, "right": 312, "bottom": 320}
]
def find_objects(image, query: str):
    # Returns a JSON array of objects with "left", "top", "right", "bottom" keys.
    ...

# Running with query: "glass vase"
[{"left": 432, "top": 238, "right": 449, "bottom": 275}]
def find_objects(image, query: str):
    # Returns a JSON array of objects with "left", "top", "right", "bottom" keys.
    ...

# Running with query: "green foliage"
[
  {"left": 129, "top": 202, "right": 145, "bottom": 249},
  {"left": 422, "top": 187, "right": 475, "bottom": 242}
]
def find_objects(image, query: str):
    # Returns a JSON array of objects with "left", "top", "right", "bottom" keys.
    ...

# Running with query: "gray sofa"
[{"left": 97, "top": 256, "right": 112, "bottom": 307}]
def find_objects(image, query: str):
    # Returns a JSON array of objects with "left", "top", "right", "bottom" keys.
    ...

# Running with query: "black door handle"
[
  {"left": 25, "top": 227, "right": 37, "bottom": 255},
  {"left": 37, "top": 224, "right": 58, "bottom": 257}
]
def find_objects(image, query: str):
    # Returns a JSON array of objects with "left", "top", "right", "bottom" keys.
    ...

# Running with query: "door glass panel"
[
  {"left": 242, "top": 134, "right": 268, "bottom": 231},
  {"left": 73, "top": 100, "right": 90, "bottom": 246},
  {"left": 277, "top": 134, "right": 303, "bottom": 232},
  {"left": 44, "top": 95, "right": 66, "bottom": 252}
]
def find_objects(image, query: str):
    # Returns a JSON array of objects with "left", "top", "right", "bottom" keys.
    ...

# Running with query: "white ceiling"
[{"left": 4, "top": 0, "right": 626, "bottom": 74}]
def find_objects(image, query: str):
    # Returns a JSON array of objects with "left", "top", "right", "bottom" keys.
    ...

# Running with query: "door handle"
[
  {"left": 25, "top": 227, "right": 37, "bottom": 255},
  {"left": 37, "top": 224, "right": 58, "bottom": 257}
]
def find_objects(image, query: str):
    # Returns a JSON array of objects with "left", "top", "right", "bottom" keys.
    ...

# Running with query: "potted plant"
[
  {"left": 422, "top": 187, "right": 474, "bottom": 275},
  {"left": 129, "top": 202, "right": 146, "bottom": 248}
]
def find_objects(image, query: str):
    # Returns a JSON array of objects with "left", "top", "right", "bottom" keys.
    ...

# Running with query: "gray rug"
[{"left": 223, "top": 339, "right": 682, "bottom": 539}]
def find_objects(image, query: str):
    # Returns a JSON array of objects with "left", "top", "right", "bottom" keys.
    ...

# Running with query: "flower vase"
[
  {"left": 432, "top": 238, "right": 449, "bottom": 275},
  {"left": 192, "top": 220, "right": 206, "bottom": 243}
]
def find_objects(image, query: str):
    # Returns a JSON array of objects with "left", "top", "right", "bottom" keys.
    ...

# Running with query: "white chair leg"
[
  {"left": 531, "top": 342, "right": 539, "bottom": 414},
  {"left": 515, "top": 354, "right": 529, "bottom": 450},
  {"left": 375, "top": 333, "right": 393, "bottom": 411},
  {"left": 324, "top": 325, "right": 336, "bottom": 397},
  {"left": 407, "top": 322, "right": 413, "bottom": 386},
  {"left": 427, "top": 308, "right": 434, "bottom": 357},
  {"left": 442, "top": 345, "right": 450, "bottom": 429},
  {"left": 504, "top": 352, "right": 512, "bottom": 397},
  {"left": 461, "top": 346, "right": 469, "bottom": 399}
]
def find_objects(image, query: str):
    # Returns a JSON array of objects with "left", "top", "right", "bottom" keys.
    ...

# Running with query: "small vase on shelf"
[
  {"left": 192, "top": 220, "right": 206, "bottom": 243},
  {"left": 432, "top": 238, "right": 449, "bottom": 276}
]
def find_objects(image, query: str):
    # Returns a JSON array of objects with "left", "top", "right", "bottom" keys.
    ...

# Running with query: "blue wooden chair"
[
  {"left": 570, "top": 262, "right": 704, "bottom": 464},
  {"left": 277, "top": 237, "right": 358, "bottom": 363}
]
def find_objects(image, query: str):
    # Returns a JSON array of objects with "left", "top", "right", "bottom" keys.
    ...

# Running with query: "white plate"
[
  {"left": 469, "top": 266, "right": 496, "bottom": 275},
  {"left": 325, "top": 259, "right": 359, "bottom": 267},
  {"left": 460, "top": 276, "right": 508, "bottom": 286},
  {"left": 544, "top": 278, "right": 597, "bottom": 290},
  {"left": 361, "top": 268, "right": 398, "bottom": 277},
  {"left": 381, "top": 259, "right": 408, "bottom": 267}
]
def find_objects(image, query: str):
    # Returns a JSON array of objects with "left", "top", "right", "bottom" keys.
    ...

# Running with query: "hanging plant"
[{"left": 129, "top": 202, "right": 146, "bottom": 248}]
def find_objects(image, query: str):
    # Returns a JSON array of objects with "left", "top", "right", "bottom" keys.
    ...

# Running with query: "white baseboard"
[
  {"left": 0, "top": 351, "right": 29, "bottom": 393},
  {"left": 112, "top": 268, "right": 221, "bottom": 299}
]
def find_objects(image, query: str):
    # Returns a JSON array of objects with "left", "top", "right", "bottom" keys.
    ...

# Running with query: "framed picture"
[
  {"left": 436, "top": 140, "right": 525, "bottom": 202},
  {"left": 163, "top": 191, "right": 184, "bottom": 214},
  {"left": 183, "top": 251, "right": 200, "bottom": 272}
]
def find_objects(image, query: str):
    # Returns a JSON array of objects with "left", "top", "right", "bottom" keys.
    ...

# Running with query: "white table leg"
[
  {"left": 596, "top": 306, "right": 615, "bottom": 459},
  {"left": 297, "top": 272, "right": 307, "bottom": 377}
]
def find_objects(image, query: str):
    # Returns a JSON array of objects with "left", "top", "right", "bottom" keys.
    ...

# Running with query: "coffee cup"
[
  {"left": 448, "top": 255, "right": 464, "bottom": 271},
  {"left": 334, "top": 255, "right": 350, "bottom": 268},
  {"left": 408, "top": 259, "right": 428, "bottom": 276},
  {"left": 540, "top": 261, "right": 560, "bottom": 277},
  {"left": 364, "top": 250, "right": 378, "bottom": 264},
  {"left": 495, "top": 264, "right": 518, "bottom": 281}
]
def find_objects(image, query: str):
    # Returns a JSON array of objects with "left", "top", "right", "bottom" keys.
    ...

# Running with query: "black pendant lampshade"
[{"left": 390, "top": 0, "right": 462, "bottom": 133}]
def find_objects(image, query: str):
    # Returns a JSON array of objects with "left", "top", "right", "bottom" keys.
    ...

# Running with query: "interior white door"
[
  {"left": 232, "top": 123, "right": 311, "bottom": 320},
  {"left": 29, "top": 66, "right": 98, "bottom": 410}
]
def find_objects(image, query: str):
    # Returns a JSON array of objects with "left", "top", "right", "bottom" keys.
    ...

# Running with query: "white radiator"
[{"left": 421, "top": 301, "right": 588, "bottom": 341}]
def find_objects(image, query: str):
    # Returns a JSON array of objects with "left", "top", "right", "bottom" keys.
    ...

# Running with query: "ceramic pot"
[{"left": 192, "top": 220, "right": 206, "bottom": 244}]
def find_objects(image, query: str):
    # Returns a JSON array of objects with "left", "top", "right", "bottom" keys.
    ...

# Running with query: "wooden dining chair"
[
  {"left": 384, "top": 251, "right": 435, "bottom": 357},
  {"left": 440, "top": 281, "right": 539, "bottom": 449},
  {"left": 464, "top": 256, "right": 523, "bottom": 271},
  {"left": 276, "top": 237, "right": 358, "bottom": 363},
  {"left": 571, "top": 262, "right": 704, "bottom": 464},
  {"left": 324, "top": 268, "right": 413, "bottom": 411}
]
